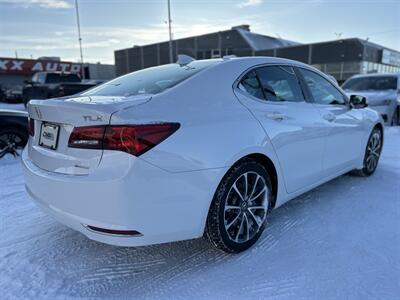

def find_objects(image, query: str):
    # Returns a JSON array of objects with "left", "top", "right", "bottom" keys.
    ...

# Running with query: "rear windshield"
[
  {"left": 81, "top": 60, "right": 219, "bottom": 97},
  {"left": 342, "top": 76, "right": 398, "bottom": 91}
]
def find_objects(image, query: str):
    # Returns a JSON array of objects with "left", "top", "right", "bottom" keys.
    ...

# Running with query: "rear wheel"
[
  {"left": 205, "top": 159, "right": 272, "bottom": 253},
  {"left": 353, "top": 128, "right": 382, "bottom": 177}
]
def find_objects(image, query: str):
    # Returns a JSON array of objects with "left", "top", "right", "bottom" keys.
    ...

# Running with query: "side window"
[
  {"left": 46, "top": 74, "right": 60, "bottom": 84},
  {"left": 299, "top": 68, "right": 346, "bottom": 105},
  {"left": 238, "top": 70, "right": 264, "bottom": 100},
  {"left": 256, "top": 66, "right": 304, "bottom": 102},
  {"left": 37, "top": 73, "right": 46, "bottom": 84},
  {"left": 31, "top": 73, "right": 38, "bottom": 83}
]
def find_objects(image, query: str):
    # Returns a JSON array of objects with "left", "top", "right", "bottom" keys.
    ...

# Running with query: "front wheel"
[
  {"left": 391, "top": 107, "right": 399, "bottom": 126},
  {"left": 353, "top": 127, "right": 383, "bottom": 177},
  {"left": 205, "top": 159, "right": 272, "bottom": 253}
]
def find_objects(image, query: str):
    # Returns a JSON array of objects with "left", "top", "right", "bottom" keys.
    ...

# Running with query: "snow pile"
[{"left": 0, "top": 128, "right": 399, "bottom": 299}]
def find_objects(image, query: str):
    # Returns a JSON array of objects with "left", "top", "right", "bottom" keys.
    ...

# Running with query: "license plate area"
[{"left": 39, "top": 122, "right": 60, "bottom": 150}]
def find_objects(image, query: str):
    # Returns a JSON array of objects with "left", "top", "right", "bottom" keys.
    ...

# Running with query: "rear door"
[
  {"left": 296, "top": 67, "right": 365, "bottom": 175},
  {"left": 234, "top": 65, "right": 326, "bottom": 193}
]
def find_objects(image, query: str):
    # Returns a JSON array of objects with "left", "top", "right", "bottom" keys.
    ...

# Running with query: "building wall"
[
  {"left": 86, "top": 63, "right": 115, "bottom": 80},
  {"left": 257, "top": 39, "right": 400, "bottom": 83},
  {"left": 115, "top": 32, "right": 400, "bottom": 84},
  {"left": 114, "top": 29, "right": 252, "bottom": 76}
]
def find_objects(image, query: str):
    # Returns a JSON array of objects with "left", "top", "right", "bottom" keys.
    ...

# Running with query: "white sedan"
[{"left": 22, "top": 57, "right": 383, "bottom": 253}]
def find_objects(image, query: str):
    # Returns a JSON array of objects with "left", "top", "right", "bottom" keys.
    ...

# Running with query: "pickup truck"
[{"left": 22, "top": 72, "right": 97, "bottom": 106}]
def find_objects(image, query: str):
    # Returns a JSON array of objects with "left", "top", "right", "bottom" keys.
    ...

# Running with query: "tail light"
[
  {"left": 27, "top": 118, "right": 35, "bottom": 136},
  {"left": 68, "top": 123, "right": 179, "bottom": 156},
  {"left": 68, "top": 126, "right": 105, "bottom": 149}
]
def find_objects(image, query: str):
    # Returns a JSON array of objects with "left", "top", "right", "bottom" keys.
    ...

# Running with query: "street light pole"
[
  {"left": 167, "top": 0, "right": 173, "bottom": 63},
  {"left": 75, "top": 0, "right": 85, "bottom": 79}
]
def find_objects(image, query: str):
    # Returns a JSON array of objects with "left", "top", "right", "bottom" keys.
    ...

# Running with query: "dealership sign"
[
  {"left": 0, "top": 57, "right": 82, "bottom": 76},
  {"left": 381, "top": 50, "right": 400, "bottom": 66}
]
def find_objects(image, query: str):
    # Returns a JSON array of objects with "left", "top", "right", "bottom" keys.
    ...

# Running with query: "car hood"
[{"left": 344, "top": 90, "right": 397, "bottom": 106}]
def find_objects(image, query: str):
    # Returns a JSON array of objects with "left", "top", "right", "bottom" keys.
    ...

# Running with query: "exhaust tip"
[{"left": 85, "top": 225, "right": 142, "bottom": 237}]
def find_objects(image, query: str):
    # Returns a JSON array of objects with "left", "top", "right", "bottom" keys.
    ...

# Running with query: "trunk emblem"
[{"left": 83, "top": 115, "right": 103, "bottom": 122}]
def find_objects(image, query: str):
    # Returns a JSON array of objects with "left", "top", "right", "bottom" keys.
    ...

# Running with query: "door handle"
[
  {"left": 266, "top": 112, "right": 286, "bottom": 121},
  {"left": 323, "top": 113, "right": 336, "bottom": 122}
]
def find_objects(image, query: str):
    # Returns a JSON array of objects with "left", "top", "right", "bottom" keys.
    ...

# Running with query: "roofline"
[{"left": 260, "top": 37, "right": 400, "bottom": 54}]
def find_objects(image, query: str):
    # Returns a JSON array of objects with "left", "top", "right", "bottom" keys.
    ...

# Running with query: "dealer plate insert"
[{"left": 39, "top": 122, "right": 60, "bottom": 150}]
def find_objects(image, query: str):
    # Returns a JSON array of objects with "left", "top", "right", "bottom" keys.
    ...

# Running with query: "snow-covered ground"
[{"left": 0, "top": 128, "right": 399, "bottom": 300}]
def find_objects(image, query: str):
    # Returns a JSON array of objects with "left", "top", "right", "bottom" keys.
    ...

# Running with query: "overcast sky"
[{"left": 0, "top": 0, "right": 399, "bottom": 64}]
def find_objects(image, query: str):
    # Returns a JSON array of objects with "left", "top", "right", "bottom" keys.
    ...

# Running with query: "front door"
[{"left": 297, "top": 68, "right": 365, "bottom": 175}]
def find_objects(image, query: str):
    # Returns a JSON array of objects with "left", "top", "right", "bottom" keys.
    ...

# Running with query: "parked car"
[
  {"left": 0, "top": 85, "right": 5, "bottom": 102},
  {"left": 22, "top": 57, "right": 383, "bottom": 253},
  {"left": 4, "top": 88, "right": 23, "bottom": 103},
  {"left": 0, "top": 109, "right": 28, "bottom": 158},
  {"left": 22, "top": 72, "right": 97, "bottom": 106},
  {"left": 342, "top": 73, "right": 400, "bottom": 125}
]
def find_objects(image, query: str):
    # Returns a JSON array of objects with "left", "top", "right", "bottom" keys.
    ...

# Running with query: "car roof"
[{"left": 204, "top": 56, "right": 311, "bottom": 68}]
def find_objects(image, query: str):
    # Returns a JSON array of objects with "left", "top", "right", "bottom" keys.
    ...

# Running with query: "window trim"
[
  {"left": 234, "top": 63, "right": 310, "bottom": 104},
  {"left": 295, "top": 66, "right": 349, "bottom": 106}
]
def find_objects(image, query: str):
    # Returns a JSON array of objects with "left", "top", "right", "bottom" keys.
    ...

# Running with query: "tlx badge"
[{"left": 83, "top": 115, "right": 103, "bottom": 122}]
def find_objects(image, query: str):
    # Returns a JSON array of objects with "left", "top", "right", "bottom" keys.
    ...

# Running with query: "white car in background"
[
  {"left": 342, "top": 73, "right": 400, "bottom": 126},
  {"left": 22, "top": 57, "right": 383, "bottom": 253}
]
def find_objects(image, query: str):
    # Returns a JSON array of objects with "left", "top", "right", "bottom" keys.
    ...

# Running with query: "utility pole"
[
  {"left": 167, "top": 0, "right": 173, "bottom": 63},
  {"left": 75, "top": 0, "right": 85, "bottom": 79}
]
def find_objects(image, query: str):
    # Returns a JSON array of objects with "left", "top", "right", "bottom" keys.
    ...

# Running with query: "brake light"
[
  {"left": 68, "top": 123, "right": 180, "bottom": 156},
  {"left": 28, "top": 118, "right": 35, "bottom": 136}
]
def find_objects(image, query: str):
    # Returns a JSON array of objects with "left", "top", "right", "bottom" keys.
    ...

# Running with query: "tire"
[
  {"left": 391, "top": 107, "right": 399, "bottom": 126},
  {"left": 205, "top": 158, "right": 272, "bottom": 253},
  {"left": 352, "top": 127, "right": 383, "bottom": 177},
  {"left": 0, "top": 126, "right": 28, "bottom": 158}
]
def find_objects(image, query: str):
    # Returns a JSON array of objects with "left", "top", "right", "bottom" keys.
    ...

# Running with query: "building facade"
[
  {"left": 114, "top": 25, "right": 299, "bottom": 76},
  {"left": 115, "top": 25, "right": 400, "bottom": 84}
]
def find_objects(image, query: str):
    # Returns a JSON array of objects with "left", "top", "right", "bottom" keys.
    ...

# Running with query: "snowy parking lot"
[{"left": 0, "top": 126, "right": 399, "bottom": 299}]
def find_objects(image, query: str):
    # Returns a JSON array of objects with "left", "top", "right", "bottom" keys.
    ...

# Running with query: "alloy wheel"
[
  {"left": 365, "top": 131, "right": 381, "bottom": 173},
  {"left": 224, "top": 171, "right": 269, "bottom": 243},
  {"left": 0, "top": 132, "right": 23, "bottom": 158}
]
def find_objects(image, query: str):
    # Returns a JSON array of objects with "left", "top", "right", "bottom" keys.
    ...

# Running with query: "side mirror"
[
  {"left": 24, "top": 80, "right": 33, "bottom": 85},
  {"left": 349, "top": 95, "right": 368, "bottom": 109}
]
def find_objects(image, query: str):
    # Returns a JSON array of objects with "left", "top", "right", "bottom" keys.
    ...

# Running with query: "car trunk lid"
[{"left": 27, "top": 95, "right": 151, "bottom": 175}]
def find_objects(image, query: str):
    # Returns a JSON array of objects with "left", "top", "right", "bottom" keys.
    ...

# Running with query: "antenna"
[
  {"left": 75, "top": 0, "right": 85, "bottom": 79},
  {"left": 334, "top": 32, "right": 343, "bottom": 39}
]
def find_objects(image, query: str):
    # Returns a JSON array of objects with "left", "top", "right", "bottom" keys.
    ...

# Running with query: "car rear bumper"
[{"left": 22, "top": 148, "right": 225, "bottom": 247}]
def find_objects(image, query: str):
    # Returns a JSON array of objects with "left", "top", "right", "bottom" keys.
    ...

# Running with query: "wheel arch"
[
  {"left": 373, "top": 122, "right": 384, "bottom": 144},
  {"left": 242, "top": 153, "right": 278, "bottom": 209}
]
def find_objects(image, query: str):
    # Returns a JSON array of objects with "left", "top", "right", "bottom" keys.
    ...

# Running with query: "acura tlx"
[{"left": 22, "top": 56, "right": 383, "bottom": 253}]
